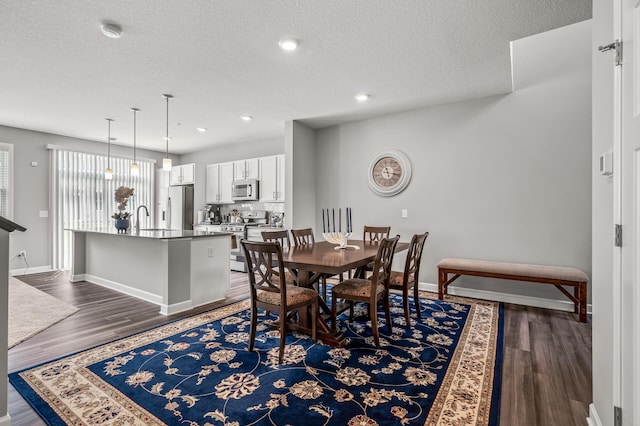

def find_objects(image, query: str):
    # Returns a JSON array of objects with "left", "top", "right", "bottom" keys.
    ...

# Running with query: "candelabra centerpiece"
[
  {"left": 322, "top": 231, "right": 359, "bottom": 250},
  {"left": 322, "top": 207, "right": 358, "bottom": 250}
]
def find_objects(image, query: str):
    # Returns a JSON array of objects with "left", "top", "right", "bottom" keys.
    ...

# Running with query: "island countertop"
[{"left": 66, "top": 227, "right": 232, "bottom": 240}]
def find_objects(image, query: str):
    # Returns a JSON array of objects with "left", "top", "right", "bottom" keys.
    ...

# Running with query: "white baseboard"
[
  {"left": 160, "top": 300, "right": 194, "bottom": 316},
  {"left": 9, "top": 265, "right": 54, "bottom": 276},
  {"left": 0, "top": 413, "right": 11, "bottom": 426},
  {"left": 82, "top": 274, "right": 164, "bottom": 306},
  {"left": 419, "top": 282, "right": 593, "bottom": 315},
  {"left": 587, "top": 404, "right": 603, "bottom": 426}
]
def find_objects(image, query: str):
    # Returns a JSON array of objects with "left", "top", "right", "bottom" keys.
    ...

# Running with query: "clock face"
[
  {"left": 367, "top": 150, "right": 412, "bottom": 196},
  {"left": 373, "top": 157, "right": 402, "bottom": 188}
]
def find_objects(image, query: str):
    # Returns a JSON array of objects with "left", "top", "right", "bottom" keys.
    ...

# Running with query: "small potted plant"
[{"left": 112, "top": 186, "right": 134, "bottom": 233}]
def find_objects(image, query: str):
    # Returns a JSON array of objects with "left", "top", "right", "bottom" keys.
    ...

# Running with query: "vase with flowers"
[{"left": 112, "top": 186, "right": 134, "bottom": 233}]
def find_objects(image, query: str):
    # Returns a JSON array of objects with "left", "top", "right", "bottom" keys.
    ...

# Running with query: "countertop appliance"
[
  {"left": 167, "top": 185, "right": 194, "bottom": 230},
  {"left": 232, "top": 179, "right": 259, "bottom": 201}
]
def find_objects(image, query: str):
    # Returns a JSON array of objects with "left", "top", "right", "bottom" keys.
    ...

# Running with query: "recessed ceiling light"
[
  {"left": 355, "top": 93, "right": 370, "bottom": 102},
  {"left": 196, "top": 127, "right": 208, "bottom": 132},
  {"left": 101, "top": 23, "right": 122, "bottom": 39},
  {"left": 278, "top": 39, "right": 299, "bottom": 51},
  {"left": 240, "top": 115, "right": 253, "bottom": 121}
]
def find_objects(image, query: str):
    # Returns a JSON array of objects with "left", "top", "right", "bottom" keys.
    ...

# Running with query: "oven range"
[{"left": 220, "top": 223, "right": 247, "bottom": 272}]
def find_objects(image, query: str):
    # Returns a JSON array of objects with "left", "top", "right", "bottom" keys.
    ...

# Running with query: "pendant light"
[
  {"left": 104, "top": 118, "right": 114, "bottom": 180},
  {"left": 130, "top": 107, "right": 140, "bottom": 176},
  {"left": 162, "top": 94, "right": 173, "bottom": 171}
]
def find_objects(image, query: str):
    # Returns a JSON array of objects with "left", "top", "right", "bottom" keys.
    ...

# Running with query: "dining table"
[{"left": 280, "top": 239, "right": 409, "bottom": 347}]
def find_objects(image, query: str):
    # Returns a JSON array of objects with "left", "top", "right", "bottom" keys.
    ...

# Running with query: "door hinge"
[
  {"left": 599, "top": 40, "right": 622, "bottom": 66},
  {"left": 615, "top": 224, "right": 623, "bottom": 247},
  {"left": 614, "top": 405, "right": 622, "bottom": 426}
]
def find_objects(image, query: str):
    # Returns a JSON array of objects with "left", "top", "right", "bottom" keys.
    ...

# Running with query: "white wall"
[
  {"left": 312, "top": 21, "right": 592, "bottom": 303},
  {"left": 0, "top": 125, "right": 176, "bottom": 272},
  {"left": 591, "top": 0, "right": 615, "bottom": 423}
]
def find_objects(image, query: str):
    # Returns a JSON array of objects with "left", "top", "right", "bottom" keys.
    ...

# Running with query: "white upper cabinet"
[
  {"left": 219, "top": 162, "right": 234, "bottom": 203},
  {"left": 170, "top": 163, "right": 195, "bottom": 186},
  {"left": 206, "top": 162, "right": 234, "bottom": 204},
  {"left": 233, "top": 158, "right": 259, "bottom": 181},
  {"left": 259, "top": 154, "right": 285, "bottom": 202}
]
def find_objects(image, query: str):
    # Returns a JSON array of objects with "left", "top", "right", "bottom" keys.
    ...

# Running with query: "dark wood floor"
[{"left": 7, "top": 271, "right": 592, "bottom": 426}]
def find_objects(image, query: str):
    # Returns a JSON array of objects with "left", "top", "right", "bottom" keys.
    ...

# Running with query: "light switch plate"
[
  {"left": 39, "top": 210, "right": 48, "bottom": 218},
  {"left": 401, "top": 209, "right": 408, "bottom": 218}
]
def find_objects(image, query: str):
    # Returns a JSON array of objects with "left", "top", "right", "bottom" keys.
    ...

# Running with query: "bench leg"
[
  {"left": 579, "top": 281, "right": 587, "bottom": 323},
  {"left": 438, "top": 269, "right": 446, "bottom": 299}
]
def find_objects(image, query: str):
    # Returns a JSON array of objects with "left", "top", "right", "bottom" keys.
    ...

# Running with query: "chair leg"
[
  {"left": 413, "top": 284, "right": 422, "bottom": 319},
  {"left": 321, "top": 276, "right": 327, "bottom": 300},
  {"left": 383, "top": 293, "right": 392, "bottom": 332},
  {"left": 331, "top": 293, "right": 338, "bottom": 331},
  {"left": 248, "top": 303, "right": 257, "bottom": 352},
  {"left": 403, "top": 287, "right": 410, "bottom": 326},
  {"left": 311, "top": 300, "right": 317, "bottom": 343},
  {"left": 370, "top": 302, "right": 380, "bottom": 346},
  {"left": 279, "top": 309, "right": 286, "bottom": 364}
]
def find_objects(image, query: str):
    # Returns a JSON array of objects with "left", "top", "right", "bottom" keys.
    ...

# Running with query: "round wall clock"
[{"left": 367, "top": 150, "right": 412, "bottom": 196}]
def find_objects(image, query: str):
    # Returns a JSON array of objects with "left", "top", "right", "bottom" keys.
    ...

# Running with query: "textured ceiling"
[{"left": 0, "top": 1, "right": 591, "bottom": 154}]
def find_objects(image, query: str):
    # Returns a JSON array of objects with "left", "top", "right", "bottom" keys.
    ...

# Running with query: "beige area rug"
[{"left": 8, "top": 276, "right": 79, "bottom": 348}]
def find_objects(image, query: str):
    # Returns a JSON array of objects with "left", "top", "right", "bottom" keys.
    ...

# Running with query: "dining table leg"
[{"left": 290, "top": 269, "right": 346, "bottom": 347}]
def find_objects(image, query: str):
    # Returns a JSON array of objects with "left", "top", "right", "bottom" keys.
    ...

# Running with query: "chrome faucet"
[{"left": 135, "top": 205, "right": 150, "bottom": 234}]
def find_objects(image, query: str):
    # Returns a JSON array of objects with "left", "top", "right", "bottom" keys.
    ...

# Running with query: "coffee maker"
[{"left": 205, "top": 205, "right": 221, "bottom": 224}]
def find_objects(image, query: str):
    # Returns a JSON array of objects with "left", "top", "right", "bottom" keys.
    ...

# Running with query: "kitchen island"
[{"left": 67, "top": 228, "right": 232, "bottom": 315}]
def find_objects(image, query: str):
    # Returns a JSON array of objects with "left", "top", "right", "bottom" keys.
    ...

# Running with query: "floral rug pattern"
[{"left": 10, "top": 291, "right": 503, "bottom": 425}]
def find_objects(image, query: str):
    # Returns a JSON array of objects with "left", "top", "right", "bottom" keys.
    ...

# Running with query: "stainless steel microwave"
[{"left": 232, "top": 179, "right": 259, "bottom": 201}]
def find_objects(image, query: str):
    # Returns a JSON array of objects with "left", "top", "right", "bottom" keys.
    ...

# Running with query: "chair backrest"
[
  {"left": 402, "top": 232, "right": 429, "bottom": 284},
  {"left": 291, "top": 228, "right": 315, "bottom": 246},
  {"left": 241, "top": 240, "right": 287, "bottom": 305},
  {"left": 364, "top": 226, "right": 391, "bottom": 242},
  {"left": 369, "top": 235, "right": 400, "bottom": 301},
  {"left": 261, "top": 229, "right": 292, "bottom": 249}
]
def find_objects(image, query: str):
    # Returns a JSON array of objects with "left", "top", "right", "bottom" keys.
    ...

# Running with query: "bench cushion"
[{"left": 437, "top": 258, "right": 588, "bottom": 283}]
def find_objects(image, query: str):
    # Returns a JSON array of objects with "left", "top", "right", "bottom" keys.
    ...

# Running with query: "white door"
[{"left": 620, "top": 1, "right": 640, "bottom": 424}]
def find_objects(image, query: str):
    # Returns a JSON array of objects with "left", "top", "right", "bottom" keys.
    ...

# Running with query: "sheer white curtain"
[{"left": 50, "top": 147, "right": 155, "bottom": 269}]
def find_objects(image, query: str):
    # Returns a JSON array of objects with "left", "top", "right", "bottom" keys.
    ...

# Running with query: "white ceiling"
[{"left": 1, "top": 1, "right": 591, "bottom": 154}]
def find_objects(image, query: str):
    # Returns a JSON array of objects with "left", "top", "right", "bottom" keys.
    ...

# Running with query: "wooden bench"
[{"left": 437, "top": 258, "right": 588, "bottom": 322}]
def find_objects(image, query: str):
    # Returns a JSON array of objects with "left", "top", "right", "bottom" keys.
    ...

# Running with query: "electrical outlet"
[
  {"left": 207, "top": 248, "right": 215, "bottom": 257},
  {"left": 18, "top": 250, "right": 26, "bottom": 257}
]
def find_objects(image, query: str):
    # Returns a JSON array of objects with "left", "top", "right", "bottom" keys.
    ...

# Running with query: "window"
[
  {"left": 0, "top": 143, "right": 13, "bottom": 219},
  {"left": 51, "top": 148, "right": 155, "bottom": 269}
]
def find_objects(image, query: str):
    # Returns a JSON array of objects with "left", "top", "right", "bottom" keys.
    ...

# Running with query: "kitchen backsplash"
[{"left": 201, "top": 202, "right": 284, "bottom": 224}]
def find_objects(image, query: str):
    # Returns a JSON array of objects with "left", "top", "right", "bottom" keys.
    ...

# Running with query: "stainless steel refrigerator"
[{"left": 167, "top": 185, "right": 194, "bottom": 230}]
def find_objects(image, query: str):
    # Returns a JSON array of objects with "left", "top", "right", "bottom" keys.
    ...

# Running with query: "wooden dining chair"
[
  {"left": 261, "top": 229, "right": 297, "bottom": 286},
  {"left": 387, "top": 231, "right": 429, "bottom": 326},
  {"left": 362, "top": 225, "right": 391, "bottom": 276},
  {"left": 364, "top": 226, "right": 391, "bottom": 242},
  {"left": 291, "top": 228, "right": 334, "bottom": 298},
  {"left": 241, "top": 240, "right": 318, "bottom": 364},
  {"left": 330, "top": 235, "right": 400, "bottom": 346},
  {"left": 291, "top": 227, "right": 315, "bottom": 246}
]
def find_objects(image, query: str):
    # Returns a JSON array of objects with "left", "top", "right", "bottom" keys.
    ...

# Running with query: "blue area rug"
[{"left": 10, "top": 291, "right": 503, "bottom": 425}]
